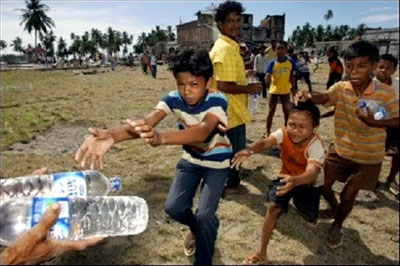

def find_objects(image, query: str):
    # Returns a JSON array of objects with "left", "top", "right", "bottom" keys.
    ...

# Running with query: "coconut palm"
[
  {"left": 0, "top": 40, "right": 7, "bottom": 50},
  {"left": 39, "top": 30, "right": 56, "bottom": 58},
  {"left": 57, "top": 37, "right": 68, "bottom": 58},
  {"left": 323, "top": 9, "right": 333, "bottom": 27},
  {"left": 17, "top": 0, "right": 55, "bottom": 48},
  {"left": 11, "top": 37, "right": 24, "bottom": 55}
]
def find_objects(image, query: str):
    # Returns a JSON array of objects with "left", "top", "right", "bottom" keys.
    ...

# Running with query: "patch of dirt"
[{"left": 4, "top": 121, "right": 94, "bottom": 156}]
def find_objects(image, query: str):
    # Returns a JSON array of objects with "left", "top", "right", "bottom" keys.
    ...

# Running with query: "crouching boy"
[{"left": 231, "top": 102, "right": 325, "bottom": 264}]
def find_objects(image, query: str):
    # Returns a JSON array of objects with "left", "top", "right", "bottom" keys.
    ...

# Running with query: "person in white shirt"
[{"left": 254, "top": 46, "right": 269, "bottom": 98}]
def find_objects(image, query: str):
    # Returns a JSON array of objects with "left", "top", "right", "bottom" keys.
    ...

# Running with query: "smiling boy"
[{"left": 75, "top": 49, "right": 232, "bottom": 265}]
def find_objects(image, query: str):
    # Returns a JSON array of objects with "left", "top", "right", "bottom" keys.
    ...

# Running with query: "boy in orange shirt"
[{"left": 231, "top": 102, "right": 325, "bottom": 264}]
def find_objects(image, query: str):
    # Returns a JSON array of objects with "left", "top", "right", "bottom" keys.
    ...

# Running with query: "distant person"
[
  {"left": 150, "top": 49, "right": 157, "bottom": 78},
  {"left": 209, "top": 0, "right": 262, "bottom": 195},
  {"left": 326, "top": 46, "right": 343, "bottom": 89},
  {"left": 265, "top": 39, "right": 277, "bottom": 65},
  {"left": 374, "top": 53, "right": 399, "bottom": 196},
  {"left": 254, "top": 45, "right": 269, "bottom": 98},
  {"left": 240, "top": 42, "right": 253, "bottom": 70},
  {"left": 264, "top": 40, "right": 298, "bottom": 137},
  {"left": 109, "top": 53, "right": 116, "bottom": 71},
  {"left": 75, "top": 48, "right": 232, "bottom": 265},
  {"left": 0, "top": 167, "right": 103, "bottom": 265},
  {"left": 232, "top": 102, "right": 325, "bottom": 264},
  {"left": 295, "top": 41, "right": 399, "bottom": 248},
  {"left": 295, "top": 51, "right": 312, "bottom": 92},
  {"left": 140, "top": 51, "right": 149, "bottom": 75}
]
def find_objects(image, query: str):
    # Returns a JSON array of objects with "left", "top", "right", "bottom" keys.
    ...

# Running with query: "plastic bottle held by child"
[
  {"left": 248, "top": 76, "right": 260, "bottom": 117},
  {"left": 0, "top": 170, "right": 122, "bottom": 202},
  {"left": 0, "top": 196, "right": 149, "bottom": 246},
  {"left": 358, "top": 100, "right": 387, "bottom": 120}
]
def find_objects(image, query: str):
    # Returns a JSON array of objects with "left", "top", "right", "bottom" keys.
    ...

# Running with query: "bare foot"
[
  {"left": 183, "top": 233, "right": 195, "bottom": 257},
  {"left": 243, "top": 253, "right": 266, "bottom": 264},
  {"left": 30, "top": 167, "right": 49, "bottom": 175},
  {"left": 327, "top": 226, "right": 343, "bottom": 248}
]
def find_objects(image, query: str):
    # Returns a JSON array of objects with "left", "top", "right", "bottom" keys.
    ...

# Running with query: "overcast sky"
[{"left": 1, "top": 0, "right": 399, "bottom": 54}]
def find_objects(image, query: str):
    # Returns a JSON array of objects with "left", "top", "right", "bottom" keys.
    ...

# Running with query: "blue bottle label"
[
  {"left": 52, "top": 171, "right": 87, "bottom": 197},
  {"left": 31, "top": 197, "right": 70, "bottom": 240}
]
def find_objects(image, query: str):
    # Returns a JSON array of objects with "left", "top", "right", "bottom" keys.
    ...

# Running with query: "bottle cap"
[
  {"left": 358, "top": 101, "right": 366, "bottom": 108},
  {"left": 374, "top": 111, "right": 385, "bottom": 120},
  {"left": 110, "top": 177, "right": 122, "bottom": 191}
]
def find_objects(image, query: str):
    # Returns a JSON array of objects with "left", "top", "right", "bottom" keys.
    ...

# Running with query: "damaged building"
[{"left": 176, "top": 10, "right": 285, "bottom": 50}]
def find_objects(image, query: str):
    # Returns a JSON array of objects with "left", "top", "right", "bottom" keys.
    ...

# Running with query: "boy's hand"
[
  {"left": 75, "top": 128, "right": 115, "bottom": 170},
  {"left": 248, "top": 82, "right": 262, "bottom": 94},
  {"left": 126, "top": 119, "right": 164, "bottom": 147},
  {"left": 276, "top": 174, "right": 295, "bottom": 196},
  {"left": 293, "top": 90, "right": 311, "bottom": 106},
  {"left": 356, "top": 106, "right": 376, "bottom": 126},
  {"left": 231, "top": 149, "right": 254, "bottom": 170},
  {"left": 0, "top": 203, "right": 103, "bottom": 265}
]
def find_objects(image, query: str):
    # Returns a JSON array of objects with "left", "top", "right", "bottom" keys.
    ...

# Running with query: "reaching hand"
[
  {"left": 0, "top": 203, "right": 103, "bottom": 265},
  {"left": 293, "top": 91, "right": 311, "bottom": 106},
  {"left": 230, "top": 149, "right": 254, "bottom": 171},
  {"left": 248, "top": 82, "right": 262, "bottom": 95},
  {"left": 355, "top": 106, "right": 376, "bottom": 126},
  {"left": 126, "top": 119, "right": 163, "bottom": 147},
  {"left": 75, "top": 128, "right": 115, "bottom": 170},
  {"left": 276, "top": 174, "right": 295, "bottom": 196}
]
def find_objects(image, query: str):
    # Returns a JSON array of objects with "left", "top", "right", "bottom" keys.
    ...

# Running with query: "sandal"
[
  {"left": 327, "top": 229, "right": 343, "bottom": 248},
  {"left": 183, "top": 233, "right": 195, "bottom": 257},
  {"left": 243, "top": 253, "right": 266, "bottom": 264}
]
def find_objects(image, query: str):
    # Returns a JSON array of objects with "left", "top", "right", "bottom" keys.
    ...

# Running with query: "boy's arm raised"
[
  {"left": 75, "top": 109, "right": 166, "bottom": 169},
  {"left": 293, "top": 90, "right": 330, "bottom": 105},
  {"left": 129, "top": 112, "right": 219, "bottom": 146}
]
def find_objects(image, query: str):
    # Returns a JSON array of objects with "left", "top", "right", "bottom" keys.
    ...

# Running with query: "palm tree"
[
  {"left": 39, "top": 30, "right": 56, "bottom": 58},
  {"left": 57, "top": 37, "right": 68, "bottom": 58},
  {"left": 323, "top": 9, "right": 333, "bottom": 27},
  {"left": 167, "top": 25, "right": 176, "bottom": 41},
  {"left": 11, "top": 37, "right": 24, "bottom": 55},
  {"left": 0, "top": 40, "right": 7, "bottom": 50},
  {"left": 17, "top": 0, "right": 55, "bottom": 48}
]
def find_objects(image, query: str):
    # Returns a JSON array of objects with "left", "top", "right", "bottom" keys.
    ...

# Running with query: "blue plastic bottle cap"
[
  {"left": 358, "top": 101, "right": 366, "bottom": 108},
  {"left": 110, "top": 177, "right": 122, "bottom": 191}
]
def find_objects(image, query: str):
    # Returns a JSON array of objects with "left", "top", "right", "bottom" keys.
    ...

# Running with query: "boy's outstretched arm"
[
  {"left": 293, "top": 90, "right": 329, "bottom": 106},
  {"left": 231, "top": 135, "right": 276, "bottom": 170},
  {"left": 75, "top": 109, "right": 166, "bottom": 169},
  {"left": 276, "top": 164, "right": 321, "bottom": 196},
  {"left": 129, "top": 112, "right": 220, "bottom": 146}
]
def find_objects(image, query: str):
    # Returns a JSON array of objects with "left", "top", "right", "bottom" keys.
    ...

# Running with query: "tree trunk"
[{"left": 35, "top": 30, "right": 37, "bottom": 48}]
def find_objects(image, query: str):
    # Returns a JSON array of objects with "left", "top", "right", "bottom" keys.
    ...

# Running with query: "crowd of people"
[{"left": 1, "top": 0, "right": 398, "bottom": 265}]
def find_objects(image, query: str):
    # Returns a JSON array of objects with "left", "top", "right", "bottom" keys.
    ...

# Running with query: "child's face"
[
  {"left": 176, "top": 72, "right": 208, "bottom": 106},
  {"left": 276, "top": 44, "right": 287, "bottom": 58},
  {"left": 286, "top": 111, "right": 315, "bottom": 145},
  {"left": 344, "top": 56, "right": 375, "bottom": 89},
  {"left": 374, "top": 59, "right": 396, "bottom": 84}
]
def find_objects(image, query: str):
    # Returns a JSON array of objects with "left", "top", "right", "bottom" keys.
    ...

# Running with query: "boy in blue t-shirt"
[{"left": 75, "top": 49, "right": 232, "bottom": 265}]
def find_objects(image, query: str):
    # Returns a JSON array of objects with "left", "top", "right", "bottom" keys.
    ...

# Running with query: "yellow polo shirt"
[
  {"left": 324, "top": 80, "right": 399, "bottom": 164},
  {"left": 209, "top": 34, "right": 250, "bottom": 129}
]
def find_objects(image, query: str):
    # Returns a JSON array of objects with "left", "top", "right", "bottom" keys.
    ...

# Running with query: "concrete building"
[{"left": 176, "top": 11, "right": 285, "bottom": 50}]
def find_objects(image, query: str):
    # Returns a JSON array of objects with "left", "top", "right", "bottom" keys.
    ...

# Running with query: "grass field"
[{"left": 1, "top": 63, "right": 398, "bottom": 265}]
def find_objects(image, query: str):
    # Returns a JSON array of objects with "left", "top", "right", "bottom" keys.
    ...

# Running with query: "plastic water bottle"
[
  {"left": 0, "top": 170, "right": 122, "bottom": 202},
  {"left": 358, "top": 100, "right": 387, "bottom": 120},
  {"left": 248, "top": 76, "right": 259, "bottom": 117},
  {"left": 0, "top": 196, "right": 148, "bottom": 246}
]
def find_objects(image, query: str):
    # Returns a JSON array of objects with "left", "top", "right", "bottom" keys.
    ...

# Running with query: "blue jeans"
[
  {"left": 226, "top": 124, "right": 246, "bottom": 188},
  {"left": 165, "top": 159, "right": 228, "bottom": 265}
]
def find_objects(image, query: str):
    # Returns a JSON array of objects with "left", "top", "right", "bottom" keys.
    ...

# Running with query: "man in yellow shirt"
[{"left": 210, "top": 0, "right": 262, "bottom": 194}]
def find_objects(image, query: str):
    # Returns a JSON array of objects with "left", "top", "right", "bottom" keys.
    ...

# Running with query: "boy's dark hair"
[
  {"left": 169, "top": 48, "right": 213, "bottom": 81},
  {"left": 379, "top": 53, "right": 398, "bottom": 68},
  {"left": 215, "top": 1, "right": 245, "bottom": 23},
  {"left": 289, "top": 102, "right": 320, "bottom": 127},
  {"left": 277, "top": 40, "right": 288, "bottom": 48},
  {"left": 343, "top": 40, "right": 379, "bottom": 63}
]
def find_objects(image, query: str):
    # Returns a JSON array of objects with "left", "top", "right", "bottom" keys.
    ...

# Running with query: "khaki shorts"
[{"left": 324, "top": 145, "right": 382, "bottom": 191}]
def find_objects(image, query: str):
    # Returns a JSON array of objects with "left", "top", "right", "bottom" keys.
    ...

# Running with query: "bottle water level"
[
  {"left": 70, "top": 196, "right": 149, "bottom": 240},
  {"left": 0, "top": 196, "right": 148, "bottom": 246}
]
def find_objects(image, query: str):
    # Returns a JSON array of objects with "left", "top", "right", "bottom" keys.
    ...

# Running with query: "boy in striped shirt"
[
  {"left": 295, "top": 41, "right": 399, "bottom": 248},
  {"left": 75, "top": 49, "right": 232, "bottom": 265}
]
